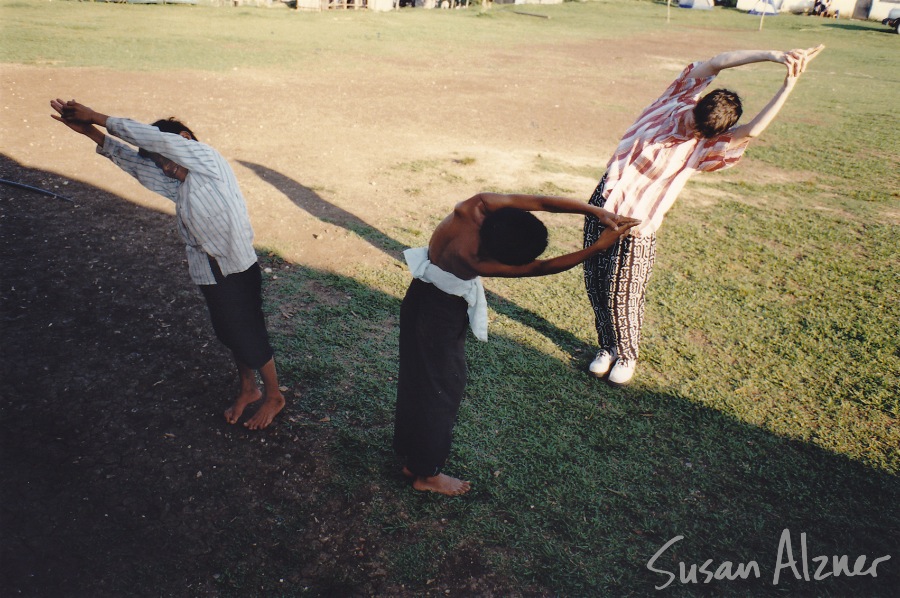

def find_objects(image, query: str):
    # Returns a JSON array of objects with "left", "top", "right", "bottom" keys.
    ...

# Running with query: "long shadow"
[
  {"left": 238, "top": 159, "right": 407, "bottom": 260},
  {"left": 0, "top": 154, "right": 381, "bottom": 596},
  {"left": 4, "top": 155, "right": 897, "bottom": 596},
  {"left": 237, "top": 160, "right": 595, "bottom": 356},
  {"left": 823, "top": 22, "right": 895, "bottom": 32}
]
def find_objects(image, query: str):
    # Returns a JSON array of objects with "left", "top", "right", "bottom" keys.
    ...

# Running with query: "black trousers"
[
  {"left": 393, "top": 278, "right": 469, "bottom": 478},
  {"left": 199, "top": 257, "right": 273, "bottom": 370}
]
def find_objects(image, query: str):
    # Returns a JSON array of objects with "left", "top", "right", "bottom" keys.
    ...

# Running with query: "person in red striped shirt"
[{"left": 583, "top": 45, "right": 824, "bottom": 386}]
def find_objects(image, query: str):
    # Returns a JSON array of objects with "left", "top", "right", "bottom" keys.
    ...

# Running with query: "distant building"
[{"left": 736, "top": 0, "right": 898, "bottom": 19}]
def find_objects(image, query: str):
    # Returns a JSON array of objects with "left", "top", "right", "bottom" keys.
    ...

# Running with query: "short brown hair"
[{"left": 693, "top": 89, "right": 742, "bottom": 138}]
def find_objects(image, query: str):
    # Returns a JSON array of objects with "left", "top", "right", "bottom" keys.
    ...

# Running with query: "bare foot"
[
  {"left": 243, "top": 391, "right": 286, "bottom": 430},
  {"left": 224, "top": 388, "right": 262, "bottom": 424},
  {"left": 401, "top": 466, "right": 415, "bottom": 479},
  {"left": 412, "top": 473, "right": 472, "bottom": 496}
]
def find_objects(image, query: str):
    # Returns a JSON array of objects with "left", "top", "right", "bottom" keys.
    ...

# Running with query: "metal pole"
[{"left": 0, "top": 178, "right": 74, "bottom": 203}]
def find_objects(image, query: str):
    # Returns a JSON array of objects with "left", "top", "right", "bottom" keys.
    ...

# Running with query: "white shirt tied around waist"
[{"left": 404, "top": 247, "right": 488, "bottom": 342}]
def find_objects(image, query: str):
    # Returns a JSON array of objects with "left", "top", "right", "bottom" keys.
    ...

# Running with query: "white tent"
[
  {"left": 738, "top": 0, "right": 784, "bottom": 14},
  {"left": 679, "top": 0, "right": 714, "bottom": 8}
]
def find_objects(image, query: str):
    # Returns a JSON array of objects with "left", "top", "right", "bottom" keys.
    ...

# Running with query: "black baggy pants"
[
  {"left": 393, "top": 278, "right": 469, "bottom": 478},
  {"left": 199, "top": 257, "right": 273, "bottom": 370}
]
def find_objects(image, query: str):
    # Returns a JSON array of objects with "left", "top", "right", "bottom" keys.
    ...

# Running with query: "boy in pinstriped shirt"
[{"left": 51, "top": 99, "right": 286, "bottom": 430}]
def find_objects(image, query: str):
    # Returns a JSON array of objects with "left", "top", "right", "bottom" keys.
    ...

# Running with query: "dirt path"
[{"left": 2, "top": 33, "right": 714, "bottom": 272}]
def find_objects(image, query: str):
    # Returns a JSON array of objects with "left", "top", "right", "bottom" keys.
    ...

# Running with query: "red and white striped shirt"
[{"left": 603, "top": 62, "right": 751, "bottom": 236}]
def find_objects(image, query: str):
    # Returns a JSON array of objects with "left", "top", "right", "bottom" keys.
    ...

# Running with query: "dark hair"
[
  {"left": 150, "top": 117, "right": 197, "bottom": 140},
  {"left": 138, "top": 117, "right": 197, "bottom": 159},
  {"left": 478, "top": 207, "right": 549, "bottom": 266},
  {"left": 693, "top": 89, "right": 742, "bottom": 138}
]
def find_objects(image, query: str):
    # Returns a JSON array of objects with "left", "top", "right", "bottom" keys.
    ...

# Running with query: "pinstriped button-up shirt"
[
  {"left": 603, "top": 62, "right": 751, "bottom": 236},
  {"left": 97, "top": 117, "right": 257, "bottom": 285}
]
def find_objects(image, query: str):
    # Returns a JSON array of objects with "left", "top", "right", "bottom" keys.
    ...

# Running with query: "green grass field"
[{"left": 2, "top": 0, "right": 898, "bottom": 595}]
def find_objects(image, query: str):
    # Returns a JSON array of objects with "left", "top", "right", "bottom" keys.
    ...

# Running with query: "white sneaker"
[
  {"left": 588, "top": 349, "right": 616, "bottom": 378},
  {"left": 608, "top": 358, "right": 636, "bottom": 386}
]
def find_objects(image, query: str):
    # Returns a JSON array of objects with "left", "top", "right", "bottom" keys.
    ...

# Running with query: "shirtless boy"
[
  {"left": 50, "top": 99, "right": 285, "bottom": 430},
  {"left": 394, "top": 192, "right": 640, "bottom": 495}
]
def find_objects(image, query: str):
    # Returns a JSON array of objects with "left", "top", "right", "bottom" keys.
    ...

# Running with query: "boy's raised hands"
[
  {"left": 50, "top": 99, "right": 107, "bottom": 145},
  {"left": 783, "top": 44, "right": 825, "bottom": 81},
  {"left": 594, "top": 215, "right": 641, "bottom": 248},
  {"left": 50, "top": 99, "right": 98, "bottom": 124}
]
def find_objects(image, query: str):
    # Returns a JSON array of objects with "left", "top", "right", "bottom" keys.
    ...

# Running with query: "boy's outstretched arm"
[
  {"left": 690, "top": 45, "right": 823, "bottom": 79},
  {"left": 475, "top": 192, "right": 627, "bottom": 231},
  {"left": 474, "top": 217, "right": 640, "bottom": 278},
  {"left": 50, "top": 98, "right": 107, "bottom": 146},
  {"left": 51, "top": 99, "right": 110, "bottom": 128},
  {"left": 729, "top": 45, "right": 824, "bottom": 142},
  {"left": 690, "top": 49, "right": 786, "bottom": 80},
  {"left": 50, "top": 98, "right": 181, "bottom": 200}
]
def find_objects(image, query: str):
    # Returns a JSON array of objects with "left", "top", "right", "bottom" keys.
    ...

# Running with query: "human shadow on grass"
[
  {"left": 0, "top": 154, "right": 396, "bottom": 597},
  {"left": 321, "top": 301, "right": 900, "bottom": 596},
  {"left": 5, "top": 155, "right": 896, "bottom": 597},
  {"left": 237, "top": 159, "right": 407, "bottom": 260},
  {"left": 822, "top": 22, "right": 895, "bottom": 33},
  {"left": 237, "top": 160, "right": 596, "bottom": 359}
]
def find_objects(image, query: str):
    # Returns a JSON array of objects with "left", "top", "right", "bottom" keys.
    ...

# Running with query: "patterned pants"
[{"left": 582, "top": 175, "right": 657, "bottom": 361}]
